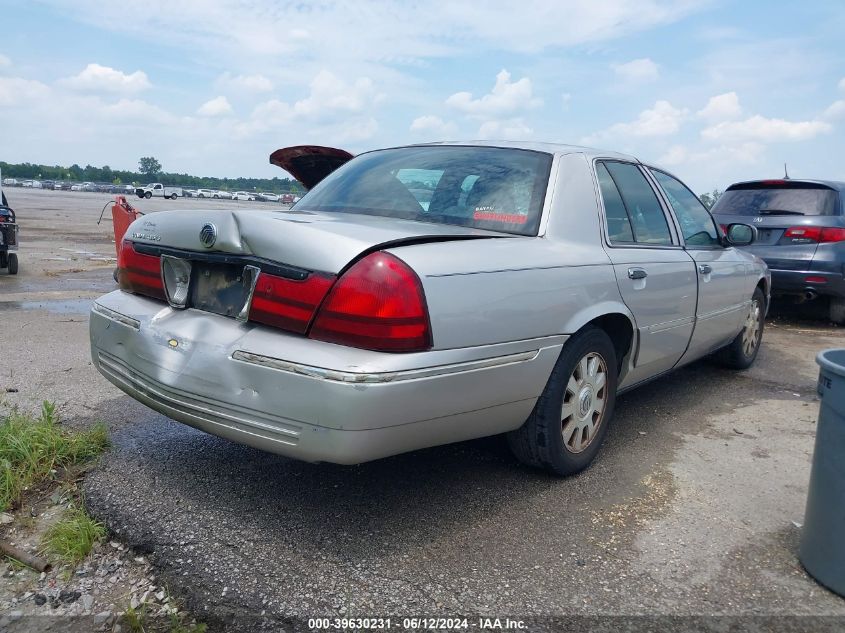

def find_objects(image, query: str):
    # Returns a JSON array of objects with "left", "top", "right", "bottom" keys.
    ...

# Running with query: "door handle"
[
  {"left": 627, "top": 267, "right": 648, "bottom": 280},
  {"left": 698, "top": 264, "right": 713, "bottom": 275}
]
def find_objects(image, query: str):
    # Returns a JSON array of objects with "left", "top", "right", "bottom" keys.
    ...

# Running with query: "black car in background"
[{"left": 711, "top": 179, "right": 845, "bottom": 323}]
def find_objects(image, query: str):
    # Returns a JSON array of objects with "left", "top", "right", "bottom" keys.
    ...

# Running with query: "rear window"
[
  {"left": 712, "top": 184, "right": 839, "bottom": 216},
  {"left": 296, "top": 146, "right": 553, "bottom": 236}
]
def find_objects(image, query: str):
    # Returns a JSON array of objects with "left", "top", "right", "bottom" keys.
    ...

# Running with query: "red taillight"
[
  {"left": 784, "top": 226, "right": 822, "bottom": 242},
  {"left": 248, "top": 271, "right": 335, "bottom": 334},
  {"left": 820, "top": 227, "right": 845, "bottom": 243},
  {"left": 309, "top": 251, "right": 431, "bottom": 352},
  {"left": 784, "top": 227, "right": 845, "bottom": 243},
  {"left": 805, "top": 276, "right": 827, "bottom": 284},
  {"left": 117, "top": 240, "right": 165, "bottom": 301}
]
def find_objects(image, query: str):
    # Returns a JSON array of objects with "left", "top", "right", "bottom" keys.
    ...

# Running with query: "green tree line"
[{"left": 0, "top": 161, "right": 303, "bottom": 193}]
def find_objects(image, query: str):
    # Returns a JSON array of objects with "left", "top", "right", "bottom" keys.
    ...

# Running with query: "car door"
[
  {"left": 648, "top": 168, "right": 750, "bottom": 360},
  {"left": 595, "top": 160, "right": 697, "bottom": 388}
]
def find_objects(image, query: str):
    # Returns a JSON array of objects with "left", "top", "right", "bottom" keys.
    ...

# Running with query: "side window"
[
  {"left": 596, "top": 163, "right": 635, "bottom": 243},
  {"left": 602, "top": 161, "right": 673, "bottom": 246},
  {"left": 651, "top": 169, "right": 720, "bottom": 247}
]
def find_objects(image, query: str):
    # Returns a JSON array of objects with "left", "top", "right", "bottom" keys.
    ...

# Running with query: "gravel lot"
[{"left": 2, "top": 188, "right": 844, "bottom": 631}]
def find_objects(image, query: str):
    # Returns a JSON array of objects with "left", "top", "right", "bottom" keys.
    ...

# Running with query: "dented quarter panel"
[{"left": 127, "top": 207, "right": 507, "bottom": 274}]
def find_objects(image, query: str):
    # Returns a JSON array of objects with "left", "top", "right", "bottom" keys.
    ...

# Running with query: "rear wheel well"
[{"left": 586, "top": 313, "right": 633, "bottom": 376}]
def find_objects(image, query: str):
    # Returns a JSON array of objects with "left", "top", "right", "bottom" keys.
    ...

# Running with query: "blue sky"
[{"left": 1, "top": 0, "right": 844, "bottom": 192}]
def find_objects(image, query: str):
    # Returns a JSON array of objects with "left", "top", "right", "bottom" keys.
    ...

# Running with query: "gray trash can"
[{"left": 799, "top": 348, "right": 845, "bottom": 597}]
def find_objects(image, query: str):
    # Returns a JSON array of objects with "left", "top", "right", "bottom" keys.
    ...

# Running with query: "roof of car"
[
  {"left": 726, "top": 178, "right": 845, "bottom": 192},
  {"left": 411, "top": 140, "right": 640, "bottom": 162}
]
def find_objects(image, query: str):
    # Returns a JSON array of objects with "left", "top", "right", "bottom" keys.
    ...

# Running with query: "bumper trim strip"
[
  {"left": 92, "top": 302, "right": 140, "bottom": 330},
  {"left": 231, "top": 349, "right": 541, "bottom": 384},
  {"left": 97, "top": 352, "right": 301, "bottom": 441}
]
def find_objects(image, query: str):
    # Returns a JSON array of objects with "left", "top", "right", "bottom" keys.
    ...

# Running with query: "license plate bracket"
[{"left": 189, "top": 262, "right": 258, "bottom": 319}]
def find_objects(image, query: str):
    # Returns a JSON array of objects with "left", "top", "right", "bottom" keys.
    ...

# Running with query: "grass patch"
[
  {"left": 41, "top": 504, "right": 106, "bottom": 564},
  {"left": 123, "top": 602, "right": 208, "bottom": 633},
  {"left": 0, "top": 401, "right": 109, "bottom": 512}
]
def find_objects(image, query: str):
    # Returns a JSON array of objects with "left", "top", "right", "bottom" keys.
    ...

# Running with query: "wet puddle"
[{"left": 0, "top": 298, "right": 92, "bottom": 314}]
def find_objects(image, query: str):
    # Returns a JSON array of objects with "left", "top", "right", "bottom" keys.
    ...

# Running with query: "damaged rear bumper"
[{"left": 90, "top": 291, "right": 563, "bottom": 464}]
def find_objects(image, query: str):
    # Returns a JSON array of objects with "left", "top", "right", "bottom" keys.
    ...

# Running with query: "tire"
[
  {"left": 715, "top": 287, "right": 765, "bottom": 369},
  {"left": 144, "top": 191, "right": 152, "bottom": 199},
  {"left": 198, "top": 193, "right": 205, "bottom": 198},
  {"left": 7, "top": 253, "right": 18, "bottom": 275},
  {"left": 508, "top": 325, "right": 618, "bottom": 476},
  {"left": 170, "top": 193, "right": 178, "bottom": 200},
  {"left": 830, "top": 298, "right": 845, "bottom": 325}
]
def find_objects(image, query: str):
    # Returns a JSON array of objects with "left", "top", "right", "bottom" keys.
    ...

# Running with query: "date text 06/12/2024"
[{"left": 307, "top": 618, "right": 527, "bottom": 630}]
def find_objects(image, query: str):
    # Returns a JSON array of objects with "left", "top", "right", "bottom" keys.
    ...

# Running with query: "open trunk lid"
[{"left": 269, "top": 145, "right": 354, "bottom": 189}]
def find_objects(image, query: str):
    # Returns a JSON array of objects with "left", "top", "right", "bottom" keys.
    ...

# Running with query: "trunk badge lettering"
[{"left": 199, "top": 223, "right": 218, "bottom": 248}]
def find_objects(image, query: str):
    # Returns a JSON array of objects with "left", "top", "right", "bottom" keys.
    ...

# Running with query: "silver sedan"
[{"left": 90, "top": 141, "right": 769, "bottom": 475}]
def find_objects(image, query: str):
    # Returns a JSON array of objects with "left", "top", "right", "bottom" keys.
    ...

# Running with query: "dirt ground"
[{"left": 1, "top": 188, "right": 844, "bottom": 631}]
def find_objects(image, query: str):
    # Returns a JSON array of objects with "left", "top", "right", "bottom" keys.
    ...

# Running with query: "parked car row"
[
  {"left": 183, "top": 189, "right": 298, "bottom": 202},
  {"left": 2, "top": 178, "right": 136, "bottom": 194},
  {"left": 1, "top": 178, "right": 301, "bottom": 203}
]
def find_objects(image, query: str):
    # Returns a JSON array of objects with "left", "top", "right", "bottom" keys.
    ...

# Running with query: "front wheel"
[
  {"left": 7, "top": 253, "right": 18, "bottom": 275},
  {"left": 144, "top": 191, "right": 152, "bottom": 199},
  {"left": 715, "top": 287, "right": 765, "bottom": 369},
  {"left": 508, "top": 326, "right": 618, "bottom": 476}
]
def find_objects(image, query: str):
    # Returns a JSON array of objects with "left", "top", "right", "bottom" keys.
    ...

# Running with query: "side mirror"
[{"left": 725, "top": 223, "right": 757, "bottom": 246}]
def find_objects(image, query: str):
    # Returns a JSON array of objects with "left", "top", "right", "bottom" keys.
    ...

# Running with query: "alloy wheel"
[
  {"left": 561, "top": 352, "right": 608, "bottom": 453},
  {"left": 742, "top": 299, "right": 761, "bottom": 357}
]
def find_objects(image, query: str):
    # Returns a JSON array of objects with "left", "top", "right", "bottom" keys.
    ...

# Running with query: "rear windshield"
[
  {"left": 295, "top": 146, "right": 553, "bottom": 236},
  {"left": 712, "top": 184, "right": 839, "bottom": 216}
]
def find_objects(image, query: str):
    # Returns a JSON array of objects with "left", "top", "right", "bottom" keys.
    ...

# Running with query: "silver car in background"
[{"left": 89, "top": 141, "right": 769, "bottom": 475}]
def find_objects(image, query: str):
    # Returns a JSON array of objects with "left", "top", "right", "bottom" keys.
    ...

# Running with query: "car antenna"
[{"left": 783, "top": 163, "right": 790, "bottom": 180}]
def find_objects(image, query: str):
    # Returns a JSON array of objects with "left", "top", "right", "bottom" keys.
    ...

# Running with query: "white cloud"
[
  {"left": 292, "top": 70, "right": 381, "bottom": 120},
  {"left": 48, "top": 1, "right": 707, "bottom": 65},
  {"left": 0, "top": 54, "right": 10, "bottom": 69},
  {"left": 446, "top": 69, "right": 541, "bottom": 117},
  {"left": 235, "top": 70, "right": 382, "bottom": 142},
  {"left": 657, "top": 142, "right": 764, "bottom": 168},
  {"left": 584, "top": 100, "right": 687, "bottom": 144},
  {"left": 823, "top": 100, "right": 845, "bottom": 121},
  {"left": 612, "top": 58, "right": 659, "bottom": 82},
  {"left": 697, "top": 92, "right": 742, "bottom": 122},
  {"left": 702, "top": 115, "right": 832, "bottom": 143},
  {"left": 59, "top": 63, "right": 151, "bottom": 93},
  {"left": 216, "top": 72, "right": 273, "bottom": 92},
  {"left": 409, "top": 115, "right": 457, "bottom": 137},
  {"left": 197, "top": 96, "right": 234, "bottom": 117},
  {"left": 0, "top": 77, "right": 50, "bottom": 106},
  {"left": 99, "top": 98, "right": 174, "bottom": 124},
  {"left": 478, "top": 118, "right": 533, "bottom": 139}
]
